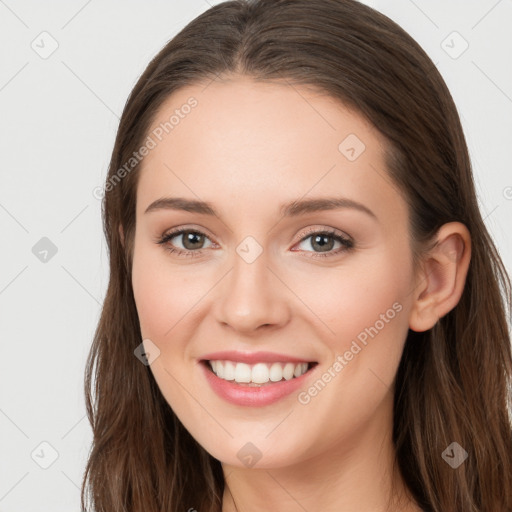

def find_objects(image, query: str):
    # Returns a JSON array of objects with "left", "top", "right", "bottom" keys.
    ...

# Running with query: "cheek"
[
  {"left": 291, "top": 252, "right": 411, "bottom": 344},
  {"left": 132, "top": 263, "right": 171, "bottom": 339},
  {"left": 288, "top": 250, "right": 413, "bottom": 408},
  {"left": 131, "top": 242, "right": 206, "bottom": 340}
]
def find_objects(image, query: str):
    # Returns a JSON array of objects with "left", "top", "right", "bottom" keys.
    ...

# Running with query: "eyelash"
[{"left": 156, "top": 226, "right": 354, "bottom": 259}]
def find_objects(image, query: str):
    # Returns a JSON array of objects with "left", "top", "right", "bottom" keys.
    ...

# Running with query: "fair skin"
[{"left": 124, "top": 76, "right": 471, "bottom": 511}]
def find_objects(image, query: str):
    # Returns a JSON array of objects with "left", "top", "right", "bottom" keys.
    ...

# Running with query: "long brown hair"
[{"left": 81, "top": 1, "right": 512, "bottom": 510}]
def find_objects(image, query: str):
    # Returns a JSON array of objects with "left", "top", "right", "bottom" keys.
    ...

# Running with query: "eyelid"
[
  {"left": 294, "top": 225, "right": 352, "bottom": 243},
  {"left": 157, "top": 224, "right": 216, "bottom": 243}
]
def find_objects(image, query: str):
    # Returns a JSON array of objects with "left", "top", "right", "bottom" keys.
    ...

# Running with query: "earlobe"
[{"left": 408, "top": 222, "right": 471, "bottom": 332}]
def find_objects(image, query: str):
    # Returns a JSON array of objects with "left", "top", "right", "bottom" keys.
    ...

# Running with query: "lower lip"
[{"left": 200, "top": 361, "right": 316, "bottom": 407}]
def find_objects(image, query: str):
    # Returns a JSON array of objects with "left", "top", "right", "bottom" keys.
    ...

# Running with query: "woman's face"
[{"left": 131, "top": 76, "right": 418, "bottom": 469}]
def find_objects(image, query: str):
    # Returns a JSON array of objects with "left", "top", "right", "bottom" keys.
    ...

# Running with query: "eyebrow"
[{"left": 144, "top": 196, "right": 377, "bottom": 220}]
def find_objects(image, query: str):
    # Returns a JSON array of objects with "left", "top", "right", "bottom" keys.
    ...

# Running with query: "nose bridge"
[{"left": 214, "top": 236, "right": 290, "bottom": 332}]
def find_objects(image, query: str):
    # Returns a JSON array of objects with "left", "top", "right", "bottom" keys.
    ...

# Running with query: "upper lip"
[{"left": 200, "top": 350, "right": 316, "bottom": 364}]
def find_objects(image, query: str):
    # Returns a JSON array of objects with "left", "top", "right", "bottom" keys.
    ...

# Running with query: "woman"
[{"left": 81, "top": 1, "right": 512, "bottom": 511}]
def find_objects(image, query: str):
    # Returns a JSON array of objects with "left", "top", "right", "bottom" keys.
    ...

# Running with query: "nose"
[{"left": 213, "top": 248, "right": 291, "bottom": 334}]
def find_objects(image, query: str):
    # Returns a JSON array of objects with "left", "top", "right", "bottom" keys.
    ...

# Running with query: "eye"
[
  {"left": 156, "top": 226, "right": 354, "bottom": 259},
  {"left": 293, "top": 227, "right": 354, "bottom": 258},
  {"left": 156, "top": 228, "right": 214, "bottom": 257}
]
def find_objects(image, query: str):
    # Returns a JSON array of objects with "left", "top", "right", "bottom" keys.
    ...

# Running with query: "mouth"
[{"left": 200, "top": 359, "right": 318, "bottom": 387}]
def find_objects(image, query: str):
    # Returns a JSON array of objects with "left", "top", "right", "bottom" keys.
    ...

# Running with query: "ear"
[
  {"left": 408, "top": 222, "right": 471, "bottom": 332},
  {"left": 119, "top": 224, "right": 125, "bottom": 248}
]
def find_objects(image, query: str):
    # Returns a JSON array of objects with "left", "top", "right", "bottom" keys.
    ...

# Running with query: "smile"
[
  {"left": 207, "top": 360, "right": 313, "bottom": 385},
  {"left": 199, "top": 354, "right": 318, "bottom": 406}
]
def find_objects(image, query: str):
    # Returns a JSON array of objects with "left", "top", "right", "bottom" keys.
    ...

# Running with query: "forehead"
[{"left": 135, "top": 77, "right": 403, "bottom": 225}]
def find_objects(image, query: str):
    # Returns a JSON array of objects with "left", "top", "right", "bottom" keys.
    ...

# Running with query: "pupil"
[
  {"left": 184, "top": 232, "right": 203, "bottom": 249},
  {"left": 313, "top": 234, "right": 333, "bottom": 252}
]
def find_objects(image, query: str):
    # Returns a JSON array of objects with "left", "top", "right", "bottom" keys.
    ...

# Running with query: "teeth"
[
  {"left": 234, "top": 362, "right": 252, "bottom": 383},
  {"left": 208, "top": 360, "right": 309, "bottom": 384},
  {"left": 251, "top": 363, "right": 269, "bottom": 384},
  {"left": 270, "top": 362, "right": 284, "bottom": 382},
  {"left": 224, "top": 360, "right": 236, "bottom": 380}
]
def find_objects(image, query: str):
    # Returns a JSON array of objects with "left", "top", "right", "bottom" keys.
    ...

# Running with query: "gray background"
[{"left": 0, "top": 1, "right": 511, "bottom": 510}]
